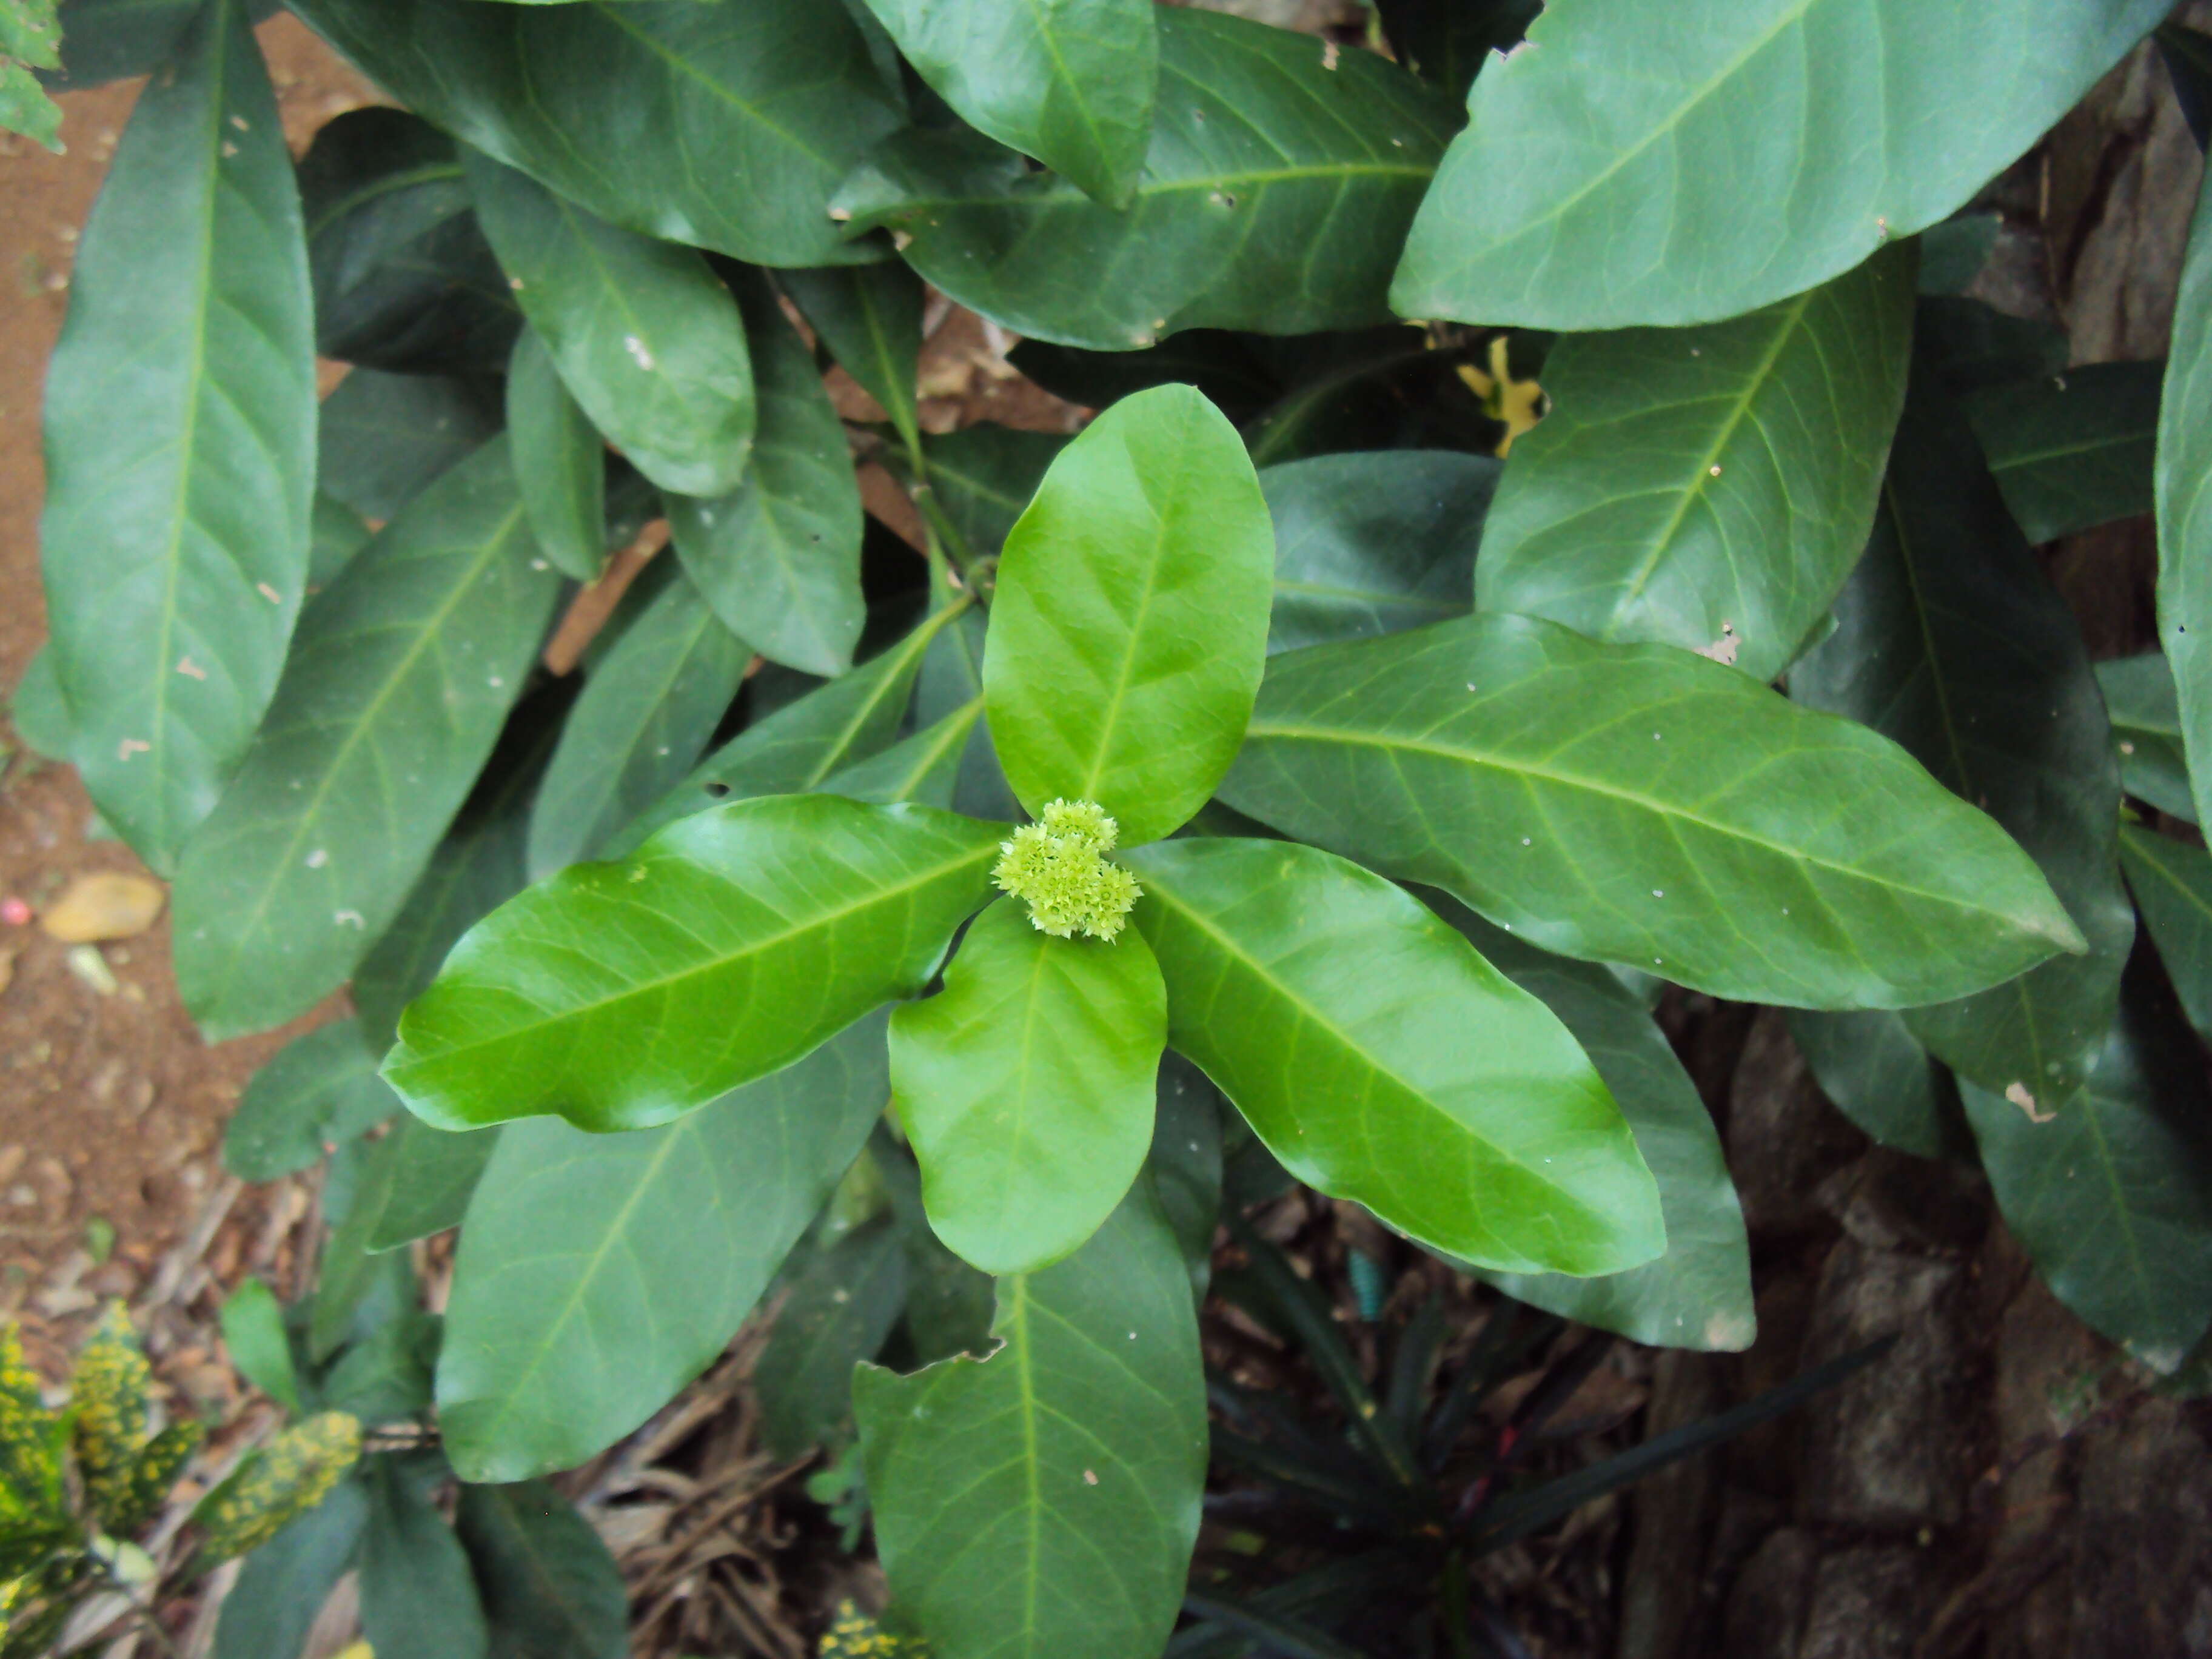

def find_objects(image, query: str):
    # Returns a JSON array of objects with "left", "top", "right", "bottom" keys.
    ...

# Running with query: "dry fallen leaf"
[
  {"left": 40, "top": 872, "right": 166, "bottom": 942},
  {"left": 63, "top": 944, "right": 119, "bottom": 996}
]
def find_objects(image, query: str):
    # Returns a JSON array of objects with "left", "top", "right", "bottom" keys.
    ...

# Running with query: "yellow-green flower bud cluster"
[
  {"left": 991, "top": 799, "right": 1140, "bottom": 941},
  {"left": 195, "top": 1411, "right": 363, "bottom": 1563}
]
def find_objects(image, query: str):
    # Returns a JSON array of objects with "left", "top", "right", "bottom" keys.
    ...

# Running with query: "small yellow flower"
[
  {"left": 1455, "top": 333, "right": 1547, "bottom": 457},
  {"left": 992, "top": 799, "right": 1141, "bottom": 941}
]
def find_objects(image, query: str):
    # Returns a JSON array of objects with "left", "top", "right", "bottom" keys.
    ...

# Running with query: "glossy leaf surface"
[
  {"left": 2160, "top": 162, "right": 2212, "bottom": 833},
  {"left": 856, "top": 1177, "right": 1205, "bottom": 1659},
  {"left": 1475, "top": 246, "right": 1915, "bottom": 683},
  {"left": 437, "top": 1014, "right": 887, "bottom": 1480},
  {"left": 892, "top": 899, "right": 1167, "bottom": 1274},
  {"left": 39, "top": 0, "right": 315, "bottom": 872},
  {"left": 2097, "top": 653, "right": 2197, "bottom": 824},
  {"left": 1226, "top": 613, "right": 2080, "bottom": 1009},
  {"left": 1785, "top": 1008, "right": 1969, "bottom": 1161},
  {"left": 1965, "top": 360, "right": 2162, "bottom": 543},
  {"left": 224, "top": 1018, "right": 398, "bottom": 1182},
  {"left": 455, "top": 1481, "right": 629, "bottom": 1659},
  {"left": 1129, "top": 837, "right": 1661, "bottom": 1275},
  {"left": 287, "top": 0, "right": 904, "bottom": 267},
  {"left": 985, "top": 385, "right": 1272, "bottom": 844},
  {"left": 387, "top": 796, "right": 1002, "bottom": 1132},
  {"left": 777, "top": 262, "right": 925, "bottom": 455},
  {"left": 173, "top": 440, "right": 561, "bottom": 1041},
  {"left": 1392, "top": 0, "right": 2170, "bottom": 328},
  {"left": 834, "top": 8, "right": 1456, "bottom": 350},
  {"left": 468, "top": 152, "right": 754, "bottom": 500},
  {"left": 755, "top": 1221, "right": 908, "bottom": 1458},
  {"left": 2120, "top": 826, "right": 2212, "bottom": 1044},
  {"left": 317, "top": 370, "right": 502, "bottom": 523},
  {"left": 507, "top": 327, "right": 605, "bottom": 583}
]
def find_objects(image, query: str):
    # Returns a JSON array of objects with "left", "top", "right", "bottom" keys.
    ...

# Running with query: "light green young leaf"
[
  {"left": 777, "top": 263, "right": 925, "bottom": 457},
  {"left": 507, "top": 327, "right": 605, "bottom": 583},
  {"left": 0, "top": 0, "right": 62, "bottom": 152},
  {"left": 2160, "top": 162, "right": 2212, "bottom": 834},
  {"left": 223, "top": 1017, "right": 398, "bottom": 1182},
  {"left": 1392, "top": 0, "right": 2170, "bottom": 328},
  {"left": 1476, "top": 244, "right": 1915, "bottom": 683},
  {"left": 985, "top": 384, "right": 1272, "bottom": 845},
  {"left": 39, "top": 0, "right": 315, "bottom": 872},
  {"left": 2096, "top": 653, "right": 2197, "bottom": 825},
  {"left": 1225, "top": 612, "right": 2082, "bottom": 1010},
  {"left": 1128, "top": 836, "right": 1662, "bottom": 1276},
  {"left": 1965, "top": 360, "right": 2162, "bottom": 544}
]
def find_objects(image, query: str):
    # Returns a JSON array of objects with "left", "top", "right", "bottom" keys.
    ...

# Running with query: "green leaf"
[
  {"left": 390, "top": 794, "right": 999, "bottom": 1133},
  {"left": 466, "top": 151, "right": 754, "bottom": 500},
  {"left": 319, "top": 1312, "right": 435, "bottom": 1424},
  {"left": 1785, "top": 1009, "right": 1970, "bottom": 1161},
  {"left": 891, "top": 898, "right": 1167, "bottom": 1275},
  {"left": 754, "top": 1220, "right": 909, "bottom": 1458},
  {"left": 2120, "top": 825, "right": 2212, "bottom": 1045},
  {"left": 525, "top": 570, "right": 749, "bottom": 878},
  {"left": 985, "top": 384, "right": 1272, "bottom": 843},
  {"left": 1225, "top": 612, "right": 2082, "bottom": 1009},
  {"left": 1917, "top": 214, "right": 2002, "bottom": 296},
  {"left": 911, "top": 424, "right": 1068, "bottom": 563},
  {"left": 666, "top": 272, "right": 864, "bottom": 677},
  {"left": 219, "top": 1281, "right": 301, "bottom": 1416},
  {"left": 287, "top": 0, "right": 903, "bottom": 267},
  {"left": 854, "top": 0, "right": 1156, "bottom": 206},
  {"left": 7, "top": 645, "right": 71, "bottom": 762},
  {"left": 855, "top": 1175, "right": 1205, "bottom": 1659},
  {"left": 1474, "top": 244, "right": 1915, "bottom": 683},
  {"left": 507, "top": 327, "right": 605, "bottom": 583},
  {"left": 2162, "top": 163, "right": 2212, "bottom": 836},
  {"left": 211, "top": 1478, "right": 369, "bottom": 1659},
  {"left": 172, "top": 438, "right": 562, "bottom": 1041},
  {"left": 777, "top": 263, "right": 923, "bottom": 457},
  {"left": 365, "top": 1118, "right": 500, "bottom": 1252},
  {"left": 2097, "top": 653, "right": 2198, "bottom": 824},
  {"left": 455, "top": 1481, "right": 628, "bottom": 1659},
  {"left": 1391, "top": 0, "right": 2170, "bottom": 328},
  {"left": 317, "top": 370, "right": 503, "bottom": 523},
  {"left": 360, "top": 1458, "right": 490, "bottom": 1659},
  {"left": 38, "top": 0, "right": 315, "bottom": 873},
  {"left": 310, "top": 492, "right": 373, "bottom": 591},
  {"left": 1917, "top": 295, "right": 2070, "bottom": 397},
  {"left": 45, "top": 0, "right": 277, "bottom": 89},
  {"left": 834, "top": 8, "right": 1457, "bottom": 350},
  {"left": 223, "top": 1018, "right": 398, "bottom": 1182},
  {"left": 1960, "top": 977, "right": 2212, "bottom": 1370},
  {"left": 1791, "top": 372, "right": 2133, "bottom": 1110},
  {"left": 822, "top": 699, "right": 982, "bottom": 810},
  {"left": 1127, "top": 836, "right": 1661, "bottom": 1275},
  {"left": 1, "top": 17, "right": 61, "bottom": 153},
  {"left": 298, "top": 107, "right": 517, "bottom": 375},
  {"left": 311, "top": 1134, "right": 415, "bottom": 1361},
  {"left": 437, "top": 1013, "right": 887, "bottom": 1480},
  {"left": 1427, "top": 897, "right": 1753, "bottom": 1351},
  {"left": 1964, "top": 361, "right": 2162, "bottom": 543},
  {"left": 1261, "top": 450, "right": 1493, "bottom": 655}
]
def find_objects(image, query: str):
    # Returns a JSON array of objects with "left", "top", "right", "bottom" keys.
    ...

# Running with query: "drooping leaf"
[
  {"left": 39, "top": 0, "right": 315, "bottom": 872},
  {"left": 1785, "top": 1008, "right": 1971, "bottom": 1161},
  {"left": 985, "top": 384, "right": 1273, "bottom": 844},
  {"left": 436, "top": 1013, "right": 887, "bottom": 1481},
  {"left": 1429, "top": 897, "right": 1753, "bottom": 1351},
  {"left": 2120, "top": 825, "right": 2212, "bottom": 1045},
  {"left": 210, "top": 1477, "right": 369, "bottom": 1659},
  {"left": 2160, "top": 163, "right": 2212, "bottom": 835},
  {"left": 834, "top": 8, "right": 1457, "bottom": 350},
  {"left": 317, "top": 370, "right": 504, "bottom": 524},
  {"left": 219, "top": 1280, "right": 301, "bottom": 1416},
  {"left": 466, "top": 151, "right": 754, "bottom": 500},
  {"left": 856, "top": 1176, "right": 1206, "bottom": 1659},
  {"left": 288, "top": 0, "right": 903, "bottom": 266},
  {"left": 455, "top": 1481, "right": 629, "bottom": 1659},
  {"left": 854, "top": 0, "right": 1157, "bottom": 206},
  {"left": 1261, "top": 450, "right": 1494, "bottom": 655},
  {"left": 1128, "top": 836, "right": 1662, "bottom": 1275},
  {"left": 223, "top": 1018, "right": 399, "bottom": 1182},
  {"left": 666, "top": 271, "right": 865, "bottom": 677},
  {"left": 171, "top": 438, "right": 562, "bottom": 1041},
  {"left": 360, "top": 1458, "right": 490, "bottom": 1659},
  {"left": 2097, "top": 653, "right": 2197, "bottom": 824},
  {"left": 1474, "top": 244, "right": 1915, "bottom": 683},
  {"left": 365, "top": 1118, "right": 500, "bottom": 1252},
  {"left": 1224, "top": 612, "right": 2082, "bottom": 1010},
  {"left": 891, "top": 898, "right": 1167, "bottom": 1275},
  {"left": 507, "top": 327, "right": 605, "bottom": 583},
  {"left": 1391, "top": 0, "right": 2170, "bottom": 328},
  {"left": 754, "top": 1220, "right": 910, "bottom": 1458},
  {"left": 297, "top": 107, "right": 517, "bottom": 374},
  {"left": 777, "top": 262, "right": 925, "bottom": 457},
  {"left": 526, "top": 569, "right": 749, "bottom": 878},
  {"left": 1792, "top": 372, "right": 2133, "bottom": 1111},
  {"left": 1964, "top": 361, "right": 2162, "bottom": 543}
]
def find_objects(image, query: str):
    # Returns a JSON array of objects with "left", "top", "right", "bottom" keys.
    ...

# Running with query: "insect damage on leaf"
[{"left": 993, "top": 799, "right": 1141, "bottom": 940}]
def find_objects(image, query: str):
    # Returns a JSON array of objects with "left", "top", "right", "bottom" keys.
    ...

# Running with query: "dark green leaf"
[
  {"left": 1009, "top": 330, "right": 1281, "bottom": 427},
  {"left": 38, "top": 0, "right": 315, "bottom": 872},
  {"left": 821, "top": 699, "right": 982, "bottom": 809},
  {"left": 45, "top": 0, "right": 277, "bottom": 90},
  {"left": 1785, "top": 1008, "right": 1971, "bottom": 1161},
  {"left": 911, "top": 425, "right": 1068, "bottom": 565},
  {"left": 1392, "top": 0, "right": 2169, "bottom": 328},
  {"left": 985, "top": 384, "right": 1272, "bottom": 844},
  {"left": 1151, "top": 1053, "right": 1223, "bottom": 1296},
  {"left": 287, "top": 0, "right": 905, "bottom": 266},
  {"left": 224, "top": 1018, "right": 398, "bottom": 1182},
  {"left": 1371, "top": 0, "right": 1537, "bottom": 101},
  {"left": 211, "top": 1478, "right": 368, "bottom": 1659},
  {"left": 317, "top": 369, "right": 504, "bottom": 524},
  {"left": 667, "top": 272, "right": 864, "bottom": 677},
  {"left": 437, "top": 1013, "right": 887, "bottom": 1480},
  {"left": 1792, "top": 372, "right": 2133, "bottom": 1111},
  {"left": 834, "top": 8, "right": 1456, "bottom": 350},
  {"left": 320, "top": 1310, "right": 435, "bottom": 1424},
  {"left": 777, "top": 263, "right": 924, "bottom": 457},
  {"left": 219, "top": 1280, "right": 301, "bottom": 1415},
  {"left": 360, "top": 1458, "right": 489, "bottom": 1659},
  {"left": 2120, "top": 826, "right": 2212, "bottom": 1044},
  {"left": 1475, "top": 244, "right": 1915, "bottom": 683},
  {"left": 466, "top": 152, "right": 754, "bottom": 500},
  {"left": 365, "top": 1118, "right": 500, "bottom": 1252},
  {"left": 1225, "top": 612, "right": 2082, "bottom": 1009},
  {"left": 856, "top": 1176, "right": 1206, "bottom": 1659},
  {"left": 310, "top": 492, "right": 373, "bottom": 591},
  {"left": 1964, "top": 360, "right": 2162, "bottom": 543},
  {"left": 508, "top": 327, "right": 605, "bottom": 583},
  {"left": 1261, "top": 449, "right": 1494, "bottom": 655},
  {"left": 2162, "top": 21, "right": 2212, "bottom": 152},
  {"left": 2160, "top": 163, "right": 2212, "bottom": 833},
  {"left": 2097, "top": 653, "right": 2197, "bottom": 824},
  {"left": 1128, "top": 836, "right": 1663, "bottom": 1276},
  {"left": 1916, "top": 295, "right": 2071, "bottom": 396},
  {"left": 455, "top": 1481, "right": 629, "bottom": 1659},
  {"left": 755, "top": 1221, "right": 909, "bottom": 1458},
  {"left": 172, "top": 439, "right": 562, "bottom": 1041},
  {"left": 311, "top": 1133, "right": 416, "bottom": 1360},
  {"left": 1917, "top": 214, "right": 2002, "bottom": 295}
]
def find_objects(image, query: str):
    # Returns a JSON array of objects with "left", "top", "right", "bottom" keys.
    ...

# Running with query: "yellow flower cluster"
[
  {"left": 991, "top": 799, "right": 1141, "bottom": 942},
  {"left": 0, "top": 1326, "right": 57, "bottom": 1520},
  {"left": 819, "top": 1599, "right": 930, "bottom": 1658},
  {"left": 72, "top": 1303, "right": 150, "bottom": 1525},
  {"left": 195, "top": 1411, "right": 363, "bottom": 1563}
]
